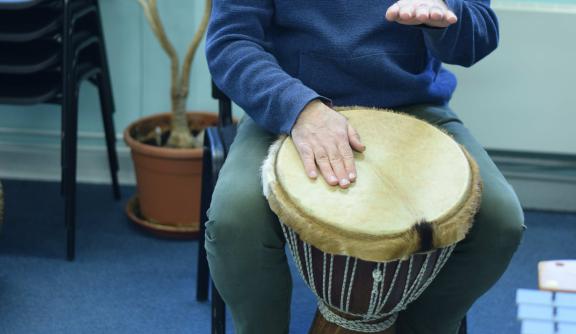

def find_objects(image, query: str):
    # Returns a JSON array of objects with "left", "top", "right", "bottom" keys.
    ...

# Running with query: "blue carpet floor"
[{"left": 0, "top": 179, "right": 574, "bottom": 334}]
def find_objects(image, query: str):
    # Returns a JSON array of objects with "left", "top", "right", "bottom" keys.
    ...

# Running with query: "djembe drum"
[{"left": 262, "top": 107, "right": 482, "bottom": 333}]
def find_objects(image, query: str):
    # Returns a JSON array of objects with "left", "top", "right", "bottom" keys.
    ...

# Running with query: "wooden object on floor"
[
  {"left": 539, "top": 260, "right": 576, "bottom": 293},
  {"left": 308, "top": 310, "right": 396, "bottom": 334}
]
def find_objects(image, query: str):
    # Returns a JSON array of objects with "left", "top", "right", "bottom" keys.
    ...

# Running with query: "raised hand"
[
  {"left": 385, "top": 0, "right": 458, "bottom": 28},
  {"left": 291, "top": 100, "right": 365, "bottom": 189}
]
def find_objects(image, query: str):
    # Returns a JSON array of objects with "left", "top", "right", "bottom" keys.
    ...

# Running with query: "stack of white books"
[{"left": 517, "top": 289, "right": 576, "bottom": 334}]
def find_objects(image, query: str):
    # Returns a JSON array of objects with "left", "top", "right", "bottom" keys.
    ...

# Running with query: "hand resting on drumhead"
[
  {"left": 385, "top": 0, "right": 458, "bottom": 28},
  {"left": 290, "top": 100, "right": 365, "bottom": 189}
]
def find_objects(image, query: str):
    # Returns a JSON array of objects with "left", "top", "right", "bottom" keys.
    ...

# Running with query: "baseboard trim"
[
  {"left": 489, "top": 150, "right": 576, "bottom": 212},
  {"left": 0, "top": 142, "right": 136, "bottom": 186}
]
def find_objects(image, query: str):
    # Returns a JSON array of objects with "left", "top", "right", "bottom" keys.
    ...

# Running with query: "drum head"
[{"left": 263, "top": 108, "right": 482, "bottom": 262}]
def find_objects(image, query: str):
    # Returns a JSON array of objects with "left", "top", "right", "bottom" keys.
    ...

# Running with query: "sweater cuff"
[{"left": 279, "top": 85, "right": 332, "bottom": 135}]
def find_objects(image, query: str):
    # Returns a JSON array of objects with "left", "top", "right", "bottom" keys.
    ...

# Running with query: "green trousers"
[{"left": 204, "top": 104, "right": 525, "bottom": 334}]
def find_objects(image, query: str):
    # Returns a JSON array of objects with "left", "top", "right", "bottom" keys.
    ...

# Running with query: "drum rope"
[
  {"left": 390, "top": 257, "right": 415, "bottom": 314},
  {"left": 340, "top": 257, "right": 351, "bottom": 310},
  {"left": 410, "top": 253, "right": 432, "bottom": 296},
  {"left": 365, "top": 263, "right": 383, "bottom": 317},
  {"left": 408, "top": 247, "right": 451, "bottom": 305},
  {"left": 281, "top": 222, "right": 457, "bottom": 333},
  {"left": 328, "top": 254, "right": 334, "bottom": 306},
  {"left": 375, "top": 263, "right": 388, "bottom": 312},
  {"left": 322, "top": 253, "right": 327, "bottom": 302},
  {"left": 409, "top": 245, "right": 455, "bottom": 303},
  {"left": 283, "top": 224, "right": 306, "bottom": 291},
  {"left": 345, "top": 258, "right": 358, "bottom": 313},
  {"left": 305, "top": 242, "right": 319, "bottom": 296},
  {"left": 415, "top": 247, "right": 452, "bottom": 298},
  {"left": 318, "top": 301, "right": 398, "bottom": 332},
  {"left": 374, "top": 260, "right": 403, "bottom": 316},
  {"left": 399, "top": 253, "right": 431, "bottom": 308},
  {"left": 389, "top": 255, "right": 433, "bottom": 315}
]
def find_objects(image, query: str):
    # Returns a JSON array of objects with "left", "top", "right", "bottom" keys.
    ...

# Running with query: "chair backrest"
[{"left": 211, "top": 81, "right": 233, "bottom": 128}]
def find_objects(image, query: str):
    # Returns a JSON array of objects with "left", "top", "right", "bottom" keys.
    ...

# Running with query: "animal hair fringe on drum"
[{"left": 261, "top": 107, "right": 483, "bottom": 263}]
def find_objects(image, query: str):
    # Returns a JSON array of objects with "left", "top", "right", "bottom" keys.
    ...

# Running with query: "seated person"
[{"left": 204, "top": 0, "right": 524, "bottom": 333}]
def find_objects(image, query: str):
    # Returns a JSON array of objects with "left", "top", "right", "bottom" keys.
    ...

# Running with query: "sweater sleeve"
[
  {"left": 419, "top": 0, "right": 499, "bottom": 67},
  {"left": 205, "top": 0, "right": 330, "bottom": 134}
]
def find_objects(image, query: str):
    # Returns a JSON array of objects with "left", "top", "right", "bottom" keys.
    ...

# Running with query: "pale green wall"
[
  {"left": 0, "top": 1, "right": 574, "bottom": 155},
  {"left": 449, "top": 5, "right": 576, "bottom": 155}
]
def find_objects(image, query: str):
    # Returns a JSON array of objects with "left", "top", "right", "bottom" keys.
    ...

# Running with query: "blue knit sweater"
[{"left": 206, "top": 0, "right": 499, "bottom": 134}]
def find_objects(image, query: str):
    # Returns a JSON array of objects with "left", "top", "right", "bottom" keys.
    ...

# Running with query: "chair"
[
  {"left": 196, "top": 81, "right": 234, "bottom": 334},
  {"left": 460, "top": 317, "right": 467, "bottom": 334},
  {"left": 0, "top": 0, "right": 120, "bottom": 261}
]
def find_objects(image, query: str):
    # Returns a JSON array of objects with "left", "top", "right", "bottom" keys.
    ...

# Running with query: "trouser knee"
[{"left": 473, "top": 183, "right": 525, "bottom": 259}]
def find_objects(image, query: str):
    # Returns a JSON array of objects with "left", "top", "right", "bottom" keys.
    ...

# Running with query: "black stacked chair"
[
  {"left": 196, "top": 81, "right": 235, "bottom": 334},
  {"left": 0, "top": 0, "right": 120, "bottom": 261}
]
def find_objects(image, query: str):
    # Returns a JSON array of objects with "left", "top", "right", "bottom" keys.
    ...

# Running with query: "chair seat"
[
  {"left": 0, "top": 0, "right": 95, "bottom": 42},
  {"left": 0, "top": 31, "right": 97, "bottom": 74},
  {"left": 0, "top": 72, "right": 59, "bottom": 104},
  {"left": 0, "top": 60, "right": 98, "bottom": 105},
  {"left": 0, "top": 0, "right": 59, "bottom": 10},
  {"left": 0, "top": 40, "right": 60, "bottom": 73},
  {"left": 0, "top": 9, "right": 60, "bottom": 42}
]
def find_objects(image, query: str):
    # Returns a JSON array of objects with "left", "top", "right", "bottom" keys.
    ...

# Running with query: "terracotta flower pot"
[{"left": 123, "top": 111, "right": 218, "bottom": 238}]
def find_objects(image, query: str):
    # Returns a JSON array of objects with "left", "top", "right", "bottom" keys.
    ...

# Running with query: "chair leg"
[
  {"left": 196, "top": 208, "right": 210, "bottom": 301},
  {"left": 64, "top": 87, "right": 79, "bottom": 262},
  {"left": 60, "top": 0, "right": 72, "bottom": 198},
  {"left": 212, "top": 282, "right": 226, "bottom": 334},
  {"left": 91, "top": 0, "right": 120, "bottom": 199},
  {"left": 60, "top": 101, "right": 68, "bottom": 198},
  {"left": 197, "top": 142, "right": 212, "bottom": 302},
  {"left": 97, "top": 74, "right": 120, "bottom": 200},
  {"left": 93, "top": 0, "right": 115, "bottom": 116},
  {"left": 61, "top": 0, "right": 77, "bottom": 261},
  {"left": 459, "top": 316, "right": 468, "bottom": 334}
]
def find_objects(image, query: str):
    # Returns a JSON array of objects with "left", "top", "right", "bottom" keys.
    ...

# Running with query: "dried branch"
[
  {"left": 137, "top": 0, "right": 180, "bottom": 105},
  {"left": 180, "top": 0, "right": 212, "bottom": 96},
  {"left": 136, "top": 0, "right": 212, "bottom": 148}
]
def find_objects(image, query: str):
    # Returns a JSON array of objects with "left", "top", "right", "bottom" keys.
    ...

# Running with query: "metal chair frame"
[{"left": 0, "top": 0, "right": 119, "bottom": 260}]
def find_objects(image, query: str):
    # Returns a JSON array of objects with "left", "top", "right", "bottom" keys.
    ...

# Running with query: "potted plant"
[{"left": 124, "top": 0, "right": 215, "bottom": 238}]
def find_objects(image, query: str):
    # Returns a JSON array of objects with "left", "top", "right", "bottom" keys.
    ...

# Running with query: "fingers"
[
  {"left": 445, "top": 10, "right": 458, "bottom": 24},
  {"left": 399, "top": 4, "right": 415, "bottom": 21},
  {"left": 294, "top": 131, "right": 358, "bottom": 188},
  {"left": 327, "top": 145, "right": 350, "bottom": 188},
  {"left": 314, "top": 147, "right": 339, "bottom": 186},
  {"left": 290, "top": 104, "right": 362, "bottom": 189},
  {"left": 386, "top": 0, "right": 457, "bottom": 27},
  {"left": 415, "top": 4, "right": 430, "bottom": 22},
  {"left": 385, "top": 3, "right": 400, "bottom": 21},
  {"left": 429, "top": 6, "right": 444, "bottom": 21},
  {"left": 338, "top": 142, "right": 357, "bottom": 183},
  {"left": 296, "top": 144, "right": 318, "bottom": 179}
]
